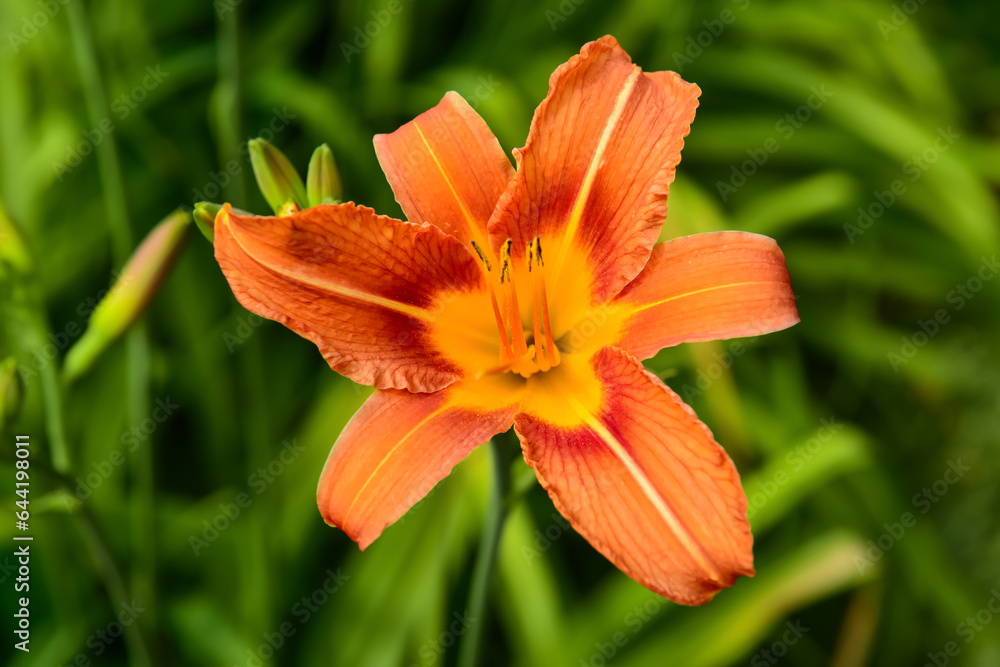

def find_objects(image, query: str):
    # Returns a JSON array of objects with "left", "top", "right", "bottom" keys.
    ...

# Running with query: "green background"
[{"left": 2, "top": 0, "right": 999, "bottom": 665}]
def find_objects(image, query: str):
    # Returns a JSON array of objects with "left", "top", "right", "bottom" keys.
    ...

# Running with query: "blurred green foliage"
[{"left": 1, "top": 0, "right": 999, "bottom": 665}]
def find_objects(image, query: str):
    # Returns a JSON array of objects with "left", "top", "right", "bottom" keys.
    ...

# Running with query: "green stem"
[
  {"left": 19, "top": 295, "right": 150, "bottom": 666},
  {"left": 214, "top": 3, "right": 274, "bottom": 631},
  {"left": 77, "top": 507, "right": 151, "bottom": 667},
  {"left": 66, "top": 0, "right": 132, "bottom": 260},
  {"left": 240, "top": 337, "right": 274, "bottom": 630},
  {"left": 215, "top": 4, "right": 247, "bottom": 205},
  {"left": 32, "top": 313, "right": 71, "bottom": 473},
  {"left": 127, "top": 326, "right": 156, "bottom": 633},
  {"left": 67, "top": 3, "right": 157, "bottom": 661},
  {"left": 457, "top": 432, "right": 517, "bottom": 667}
]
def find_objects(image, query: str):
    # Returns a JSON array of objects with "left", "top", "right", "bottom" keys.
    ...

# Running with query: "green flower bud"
[
  {"left": 249, "top": 138, "right": 307, "bottom": 215},
  {"left": 192, "top": 202, "right": 221, "bottom": 242},
  {"left": 192, "top": 202, "right": 255, "bottom": 243},
  {"left": 0, "top": 357, "right": 24, "bottom": 432},
  {"left": 306, "top": 144, "right": 342, "bottom": 206},
  {"left": 63, "top": 209, "right": 191, "bottom": 383}
]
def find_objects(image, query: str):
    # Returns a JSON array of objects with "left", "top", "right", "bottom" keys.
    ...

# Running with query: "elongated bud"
[
  {"left": 1, "top": 357, "right": 24, "bottom": 432},
  {"left": 64, "top": 209, "right": 191, "bottom": 383},
  {"left": 249, "top": 138, "right": 307, "bottom": 215},
  {"left": 306, "top": 144, "right": 342, "bottom": 206},
  {"left": 0, "top": 200, "right": 33, "bottom": 275}
]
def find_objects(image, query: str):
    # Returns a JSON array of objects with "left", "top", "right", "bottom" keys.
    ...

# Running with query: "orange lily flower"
[{"left": 213, "top": 36, "right": 798, "bottom": 605}]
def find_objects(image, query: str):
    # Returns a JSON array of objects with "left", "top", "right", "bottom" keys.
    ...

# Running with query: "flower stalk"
[{"left": 457, "top": 430, "right": 517, "bottom": 667}]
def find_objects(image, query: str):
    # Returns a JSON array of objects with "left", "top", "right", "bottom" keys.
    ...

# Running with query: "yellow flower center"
[
  {"left": 430, "top": 233, "right": 621, "bottom": 392},
  {"left": 470, "top": 237, "right": 561, "bottom": 379}
]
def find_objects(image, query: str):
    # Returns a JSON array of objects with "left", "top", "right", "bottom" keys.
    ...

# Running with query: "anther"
[
  {"left": 529, "top": 241, "right": 548, "bottom": 372},
  {"left": 500, "top": 238, "right": 529, "bottom": 364},
  {"left": 471, "top": 240, "right": 513, "bottom": 364},
  {"left": 530, "top": 236, "right": 559, "bottom": 368},
  {"left": 500, "top": 238, "right": 513, "bottom": 285},
  {"left": 470, "top": 240, "right": 492, "bottom": 272}
]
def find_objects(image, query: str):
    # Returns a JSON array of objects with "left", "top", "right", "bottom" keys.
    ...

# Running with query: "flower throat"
[{"left": 470, "top": 237, "right": 561, "bottom": 379}]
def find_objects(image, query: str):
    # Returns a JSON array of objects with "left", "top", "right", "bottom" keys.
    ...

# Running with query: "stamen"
[
  {"left": 470, "top": 240, "right": 492, "bottom": 272},
  {"left": 470, "top": 241, "right": 513, "bottom": 364},
  {"left": 528, "top": 243, "right": 549, "bottom": 372},
  {"left": 531, "top": 236, "right": 560, "bottom": 368},
  {"left": 489, "top": 287, "right": 515, "bottom": 365},
  {"left": 471, "top": 237, "right": 558, "bottom": 379},
  {"left": 500, "top": 239, "right": 529, "bottom": 360}
]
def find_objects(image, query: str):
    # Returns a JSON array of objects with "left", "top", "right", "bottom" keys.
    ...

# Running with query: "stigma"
[{"left": 470, "top": 237, "right": 561, "bottom": 379}]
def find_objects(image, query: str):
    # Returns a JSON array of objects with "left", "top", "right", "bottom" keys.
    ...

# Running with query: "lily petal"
[
  {"left": 612, "top": 231, "right": 799, "bottom": 360},
  {"left": 318, "top": 375, "right": 523, "bottom": 549},
  {"left": 488, "top": 35, "right": 700, "bottom": 302},
  {"left": 215, "top": 203, "right": 483, "bottom": 392},
  {"left": 374, "top": 91, "right": 514, "bottom": 249},
  {"left": 515, "top": 346, "right": 754, "bottom": 605}
]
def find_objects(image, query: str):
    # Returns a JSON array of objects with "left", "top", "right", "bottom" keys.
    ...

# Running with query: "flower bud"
[
  {"left": 306, "top": 143, "right": 342, "bottom": 206},
  {"left": 192, "top": 202, "right": 220, "bottom": 242},
  {"left": 0, "top": 357, "right": 24, "bottom": 432},
  {"left": 192, "top": 202, "right": 255, "bottom": 243},
  {"left": 249, "top": 138, "right": 307, "bottom": 215},
  {"left": 63, "top": 209, "right": 191, "bottom": 383}
]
